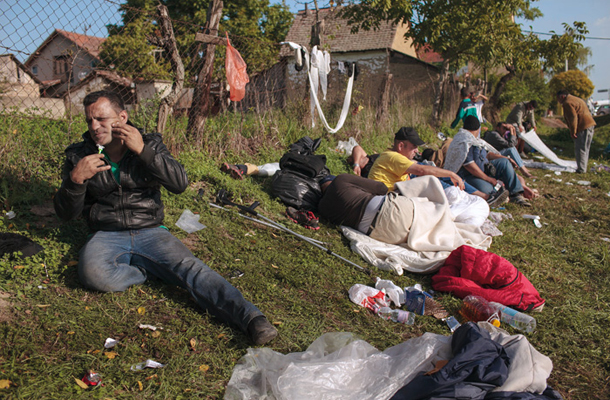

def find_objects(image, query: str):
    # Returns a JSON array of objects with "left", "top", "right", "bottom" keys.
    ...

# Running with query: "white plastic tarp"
[{"left": 520, "top": 129, "right": 577, "bottom": 171}]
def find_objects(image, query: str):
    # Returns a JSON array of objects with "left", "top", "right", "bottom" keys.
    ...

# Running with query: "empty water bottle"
[
  {"left": 378, "top": 307, "right": 415, "bottom": 325},
  {"left": 459, "top": 295, "right": 500, "bottom": 327},
  {"left": 489, "top": 302, "right": 536, "bottom": 333}
]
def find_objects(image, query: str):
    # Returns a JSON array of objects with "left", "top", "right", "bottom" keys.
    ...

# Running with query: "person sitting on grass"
[
  {"left": 444, "top": 115, "right": 532, "bottom": 207},
  {"left": 483, "top": 122, "right": 533, "bottom": 178},
  {"left": 53, "top": 90, "right": 277, "bottom": 346}
]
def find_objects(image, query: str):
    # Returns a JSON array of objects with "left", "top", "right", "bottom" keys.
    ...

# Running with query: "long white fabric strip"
[{"left": 281, "top": 41, "right": 354, "bottom": 134}]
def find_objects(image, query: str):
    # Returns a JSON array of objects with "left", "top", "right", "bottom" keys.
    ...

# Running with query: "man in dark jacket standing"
[
  {"left": 53, "top": 90, "right": 277, "bottom": 345},
  {"left": 557, "top": 90, "right": 596, "bottom": 173}
]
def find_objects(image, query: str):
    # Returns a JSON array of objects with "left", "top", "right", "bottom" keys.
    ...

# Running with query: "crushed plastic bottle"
[
  {"left": 459, "top": 295, "right": 500, "bottom": 327},
  {"left": 378, "top": 307, "right": 415, "bottom": 325},
  {"left": 489, "top": 302, "right": 536, "bottom": 333}
]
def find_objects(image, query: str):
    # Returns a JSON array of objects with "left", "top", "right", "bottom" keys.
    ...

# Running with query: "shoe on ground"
[
  {"left": 247, "top": 316, "right": 278, "bottom": 345},
  {"left": 510, "top": 193, "right": 532, "bottom": 207},
  {"left": 486, "top": 186, "right": 509, "bottom": 208},
  {"left": 286, "top": 207, "right": 320, "bottom": 230},
  {"left": 220, "top": 162, "right": 244, "bottom": 180}
]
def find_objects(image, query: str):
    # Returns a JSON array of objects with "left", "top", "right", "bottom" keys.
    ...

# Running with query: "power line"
[{"left": 524, "top": 30, "right": 610, "bottom": 41}]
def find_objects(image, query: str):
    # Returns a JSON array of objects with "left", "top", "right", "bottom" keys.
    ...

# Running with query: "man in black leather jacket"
[{"left": 53, "top": 90, "right": 277, "bottom": 345}]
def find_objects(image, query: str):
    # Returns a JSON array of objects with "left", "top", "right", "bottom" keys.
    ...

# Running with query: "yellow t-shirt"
[{"left": 367, "top": 150, "right": 415, "bottom": 190}]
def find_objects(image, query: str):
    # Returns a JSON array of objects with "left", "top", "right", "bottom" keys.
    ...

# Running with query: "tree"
[
  {"left": 548, "top": 70, "right": 594, "bottom": 101},
  {"left": 341, "top": 0, "right": 542, "bottom": 125}
]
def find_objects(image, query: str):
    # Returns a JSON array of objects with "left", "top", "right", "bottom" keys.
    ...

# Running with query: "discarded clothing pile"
[
  {"left": 224, "top": 323, "right": 561, "bottom": 400},
  {"left": 432, "top": 245, "right": 545, "bottom": 311}
]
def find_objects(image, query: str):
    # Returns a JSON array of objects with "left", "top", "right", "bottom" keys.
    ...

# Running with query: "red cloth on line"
[{"left": 431, "top": 245, "right": 545, "bottom": 311}]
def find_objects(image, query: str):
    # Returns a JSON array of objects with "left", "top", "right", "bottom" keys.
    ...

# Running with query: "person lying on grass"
[{"left": 53, "top": 90, "right": 277, "bottom": 346}]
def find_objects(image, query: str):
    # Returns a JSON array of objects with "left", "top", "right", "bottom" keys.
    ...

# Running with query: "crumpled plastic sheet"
[
  {"left": 340, "top": 226, "right": 446, "bottom": 275},
  {"left": 444, "top": 186, "right": 489, "bottom": 227},
  {"left": 224, "top": 332, "right": 452, "bottom": 400}
]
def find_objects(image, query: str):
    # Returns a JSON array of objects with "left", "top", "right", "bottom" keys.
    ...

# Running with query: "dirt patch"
[
  {"left": 540, "top": 117, "right": 567, "bottom": 129},
  {"left": 0, "top": 291, "right": 13, "bottom": 323}
]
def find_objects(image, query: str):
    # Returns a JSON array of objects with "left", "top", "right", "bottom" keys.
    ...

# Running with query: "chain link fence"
[{"left": 0, "top": 0, "right": 293, "bottom": 123}]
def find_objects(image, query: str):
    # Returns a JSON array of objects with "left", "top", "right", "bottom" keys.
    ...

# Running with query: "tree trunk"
[
  {"left": 187, "top": 0, "right": 223, "bottom": 140},
  {"left": 486, "top": 66, "right": 516, "bottom": 125},
  {"left": 431, "top": 60, "right": 450, "bottom": 126},
  {"left": 376, "top": 73, "right": 393, "bottom": 124},
  {"left": 150, "top": 4, "right": 185, "bottom": 134}
]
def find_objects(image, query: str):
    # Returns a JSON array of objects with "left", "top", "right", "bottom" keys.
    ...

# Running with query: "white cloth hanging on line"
[
  {"left": 320, "top": 50, "right": 331, "bottom": 100},
  {"left": 281, "top": 42, "right": 354, "bottom": 134},
  {"left": 310, "top": 46, "right": 322, "bottom": 123}
]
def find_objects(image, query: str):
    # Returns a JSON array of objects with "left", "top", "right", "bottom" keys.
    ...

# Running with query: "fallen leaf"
[
  {"left": 0, "top": 379, "right": 11, "bottom": 389},
  {"left": 26, "top": 223, "right": 30, "bottom": 230},
  {"left": 199, "top": 364, "right": 210, "bottom": 372},
  {"left": 75, "top": 377, "right": 89, "bottom": 389},
  {"left": 14, "top": 265, "right": 24, "bottom": 270},
  {"left": 36, "top": 304, "right": 50, "bottom": 308},
  {"left": 272, "top": 321, "right": 282, "bottom": 326},
  {"left": 145, "top": 374, "right": 157, "bottom": 381},
  {"left": 137, "top": 381, "right": 143, "bottom": 391},
  {"left": 271, "top": 233, "right": 278, "bottom": 238},
  {"left": 85, "top": 306, "right": 90, "bottom": 311},
  {"left": 137, "top": 307, "right": 145, "bottom": 315},
  {"left": 138, "top": 288, "right": 147, "bottom": 295},
  {"left": 353, "top": 309, "right": 360, "bottom": 313},
  {"left": 92, "top": 349, "right": 100, "bottom": 354},
  {"left": 67, "top": 261, "right": 78, "bottom": 267},
  {"left": 12, "top": 129, "right": 16, "bottom": 134},
  {"left": 271, "top": 264, "right": 279, "bottom": 269},
  {"left": 8, "top": 224, "right": 12, "bottom": 229},
  {"left": 189, "top": 338, "right": 197, "bottom": 349},
  {"left": 217, "top": 333, "right": 226, "bottom": 339},
  {"left": 67, "top": 331, "right": 75, "bottom": 335},
  {"left": 25, "top": 310, "right": 31, "bottom": 315},
  {"left": 105, "top": 351, "right": 119, "bottom": 359},
  {"left": 151, "top": 331, "right": 160, "bottom": 338}
]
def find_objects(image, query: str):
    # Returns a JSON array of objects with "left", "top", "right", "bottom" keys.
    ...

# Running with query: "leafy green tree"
[
  {"left": 549, "top": 70, "right": 594, "bottom": 102},
  {"left": 100, "top": 0, "right": 292, "bottom": 81}
]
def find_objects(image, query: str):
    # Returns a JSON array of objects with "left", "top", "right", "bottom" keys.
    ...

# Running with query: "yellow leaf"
[
  {"left": 36, "top": 304, "right": 50, "bottom": 308},
  {"left": 271, "top": 264, "right": 279, "bottom": 269},
  {"left": 217, "top": 333, "right": 226, "bottom": 339},
  {"left": 12, "top": 129, "right": 17, "bottom": 134},
  {"left": 272, "top": 321, "right": 281, "bottom": 326},
  {"left": 151, "top": 331, "right": 160, "bottom": 338},
  {"left": 137, "top": 307, "right": 145, "bottom": 315},
  {"left": 8, "top": 224, "right": 13, "bottom": 229},
  {"left": 137, "top": 381, "right": 143, "bottom": 391},
  {"left": 14, "top": 265, "right": 24, "bottom": 269},
  {"left": 189, "top": 338, "right": 197, "bottom": 349},
  {"left": 199, "top": 364, "right": 210, "bottom": 372},
  {"left": 85, "top": 306, "right": 90, "bottom": 311},
  {"left": 67, "top": 331, "right": 75, "bottom": 335},
  {"left": 75, "top": 377, "right": 89, "bottom": 389},
  {"left": 67, "top": 261, "right": 78, "bottom": 267},
  {"left": 353, "top": 309, "right": 360, "bottom": 313},
  {"left": 92, "top": 349, "right": 100, "bottom": 354},
  {"left": 145, "top": 374, "right": 157, "bottom": 381},
  {"left": 0, "top": 379, "right": 11, "bottom": 389},
  {"left": 104, "top": 351, "right": 119, "bottom": 359}
]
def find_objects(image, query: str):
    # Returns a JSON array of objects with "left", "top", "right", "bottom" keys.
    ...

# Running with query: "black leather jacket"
[{"left": 53, "top": 130, "right": 188, "bottom": 232}]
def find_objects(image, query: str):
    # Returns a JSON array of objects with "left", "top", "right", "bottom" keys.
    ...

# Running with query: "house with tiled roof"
[
  {"left": 279, "top": 6, "right": 441, "bottom": 108},
  {"left": 24, "top": 29, "right": 106, "bottom": 98}
]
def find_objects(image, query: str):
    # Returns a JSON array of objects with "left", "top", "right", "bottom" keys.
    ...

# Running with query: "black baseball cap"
[{"left": 395, "top": 127, "right": 425, "bottom": 146}]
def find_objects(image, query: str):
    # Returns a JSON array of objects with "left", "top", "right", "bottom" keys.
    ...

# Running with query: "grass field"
[{"left": 0, "top": 105, "right": 609, "bottom": 399}]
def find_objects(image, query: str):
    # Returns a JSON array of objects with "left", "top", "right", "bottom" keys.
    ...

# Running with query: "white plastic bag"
[
  {"left": 374, "top": 277, "right": 404, "bottom": 307},
  {"left": 348, "top": 284, "right": 387, "bottom": 312},
  {"left": 335, "top": 137, "right": 359, "bottom": 155},
  {"left": 175, "top": 209, "right": 206, "bottom": 233}
]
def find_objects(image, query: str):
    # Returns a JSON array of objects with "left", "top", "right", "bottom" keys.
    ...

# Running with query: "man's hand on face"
[
  {"left": 111, "top": 121, "right": 144, "bottom": 155},
  {"left": 70, "top": 153, "right": 111, "bottom": 184}
]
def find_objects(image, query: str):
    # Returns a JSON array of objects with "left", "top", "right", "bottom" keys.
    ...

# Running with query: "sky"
[{"left": 1, "top": 0, "right": 608, "bottom": 100}]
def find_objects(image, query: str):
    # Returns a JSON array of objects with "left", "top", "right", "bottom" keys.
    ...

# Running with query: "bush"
[{"left": 548, "top": 70, "right": 594, "bottom": 102}]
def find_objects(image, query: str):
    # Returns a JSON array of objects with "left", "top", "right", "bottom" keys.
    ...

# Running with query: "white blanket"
[
  {"left": 225, "top": 323, "right": 553, "bottom": 400},
  {"left": 341, "top": 177, "right": 492, "bottom": 275},
  {"left": 520, "top": 129, "right": 577, "bottom": 171}
]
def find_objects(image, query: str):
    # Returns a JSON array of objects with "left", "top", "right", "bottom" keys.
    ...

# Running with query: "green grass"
[{"left": 0, "top": 105, "right": 609, "bottom": 399}]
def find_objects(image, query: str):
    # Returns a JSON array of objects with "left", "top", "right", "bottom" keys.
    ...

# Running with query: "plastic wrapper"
[
  {"left": 175, "top": 209, "right": 206, "bottom": 234},
  {"left": 224, "top": 331, "right": 452, "bottom": 400},
  {"left": 348, "top": 284, "right": 387, "bottom": 313},
  {"left": 335, "top": 137, "right": 359, "bottom": 155},
  {"left": 374, "top": 277, "right": 404, "bottom": 307}
]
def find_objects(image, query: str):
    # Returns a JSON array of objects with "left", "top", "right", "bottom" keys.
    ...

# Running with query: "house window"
[
  {"left": 53, "top": 55, "right": 70, "bottom": 77},
  {"left": 31, "top": 65, "right": 38, "bottom": 75}
]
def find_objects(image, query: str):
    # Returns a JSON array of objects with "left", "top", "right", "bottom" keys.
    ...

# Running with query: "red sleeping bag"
[{"left": 431, "top": 245, "right": 545, "bottom": 311}]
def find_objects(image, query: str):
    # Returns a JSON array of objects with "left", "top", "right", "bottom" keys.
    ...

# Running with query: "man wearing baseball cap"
[{"left": 368, "top": 127, "right": 464, "bottom": 191}]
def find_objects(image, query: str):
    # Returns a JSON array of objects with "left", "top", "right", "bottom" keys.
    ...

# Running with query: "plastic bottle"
[
  {"left": 378, "top": 307, "right": 415, "bottom": 325},
  {"left": 375, "top": 277, "right": 405, "bottom": 306},
  {"left": 459, "top": 295, "right": 500, "bottom": 327},
  {"left": 489, "top": 302, "right": 536, "bottom": 333}
]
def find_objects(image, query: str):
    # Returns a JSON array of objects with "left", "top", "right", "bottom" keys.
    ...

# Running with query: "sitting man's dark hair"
[
  {"left": 420, "top": 148, "right": 435, "bottom": 161},
  {"left": 83, "top": 90, "right": 125, "bottom": 112},
  {"left": 557, "top": 89, "right": 569, "bottom": 97}
]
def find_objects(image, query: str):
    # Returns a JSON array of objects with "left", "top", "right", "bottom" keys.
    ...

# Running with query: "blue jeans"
[
  {"left": 462, "top": 158, "right": 523, "bottom": 196},
  {"left": 499, "top": 147, "right": 524, "bottom": 168},
  {"left": 78, "top": 227, "right": 263, "bottom": 332},
  {"left": 438, "top": 177, "right": 477, "bottom": 194}
]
